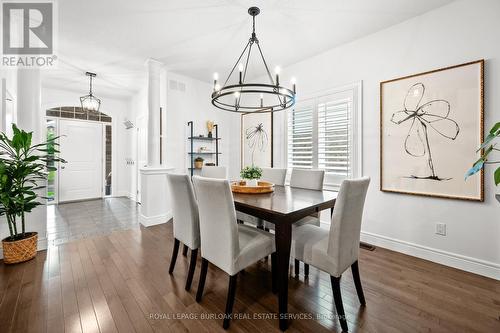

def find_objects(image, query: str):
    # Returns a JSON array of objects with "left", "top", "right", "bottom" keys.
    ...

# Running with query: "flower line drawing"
[
  {"left": 390, "top": 83, "right": 460, "bottom": 181},
  {"left": 245, "top": 123, "right": 268, "bottom": 165}
]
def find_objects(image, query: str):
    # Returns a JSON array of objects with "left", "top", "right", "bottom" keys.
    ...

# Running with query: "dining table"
[{"left": 233, "top": 185, "right": 338, "bottom": 331}]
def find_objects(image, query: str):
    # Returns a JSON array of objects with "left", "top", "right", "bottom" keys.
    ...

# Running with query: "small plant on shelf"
[
  {"left": 240, "top": 165, "right": 262, "bottom": 187},
  {"left": 194, "top": 156, "right": 204, "bottom": 169},
  {"left": 465, "top": 122, "right": 500, "bottom": 187}
]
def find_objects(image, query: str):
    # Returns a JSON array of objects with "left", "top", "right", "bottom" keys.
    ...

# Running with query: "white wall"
[
  {"left": 42, "top": 87, "right": 133, "bottom": 198},
  {"left": 257, "top": 0, "right": 499, "bottom": 279}
]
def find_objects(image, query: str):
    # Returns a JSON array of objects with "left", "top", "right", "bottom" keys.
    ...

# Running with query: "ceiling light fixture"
[
  {"left": 211, "top": 7, "right": 296, "bottom": 113},
  {"left": 80, "top": 72, "right": 101, "bottom": 112}
]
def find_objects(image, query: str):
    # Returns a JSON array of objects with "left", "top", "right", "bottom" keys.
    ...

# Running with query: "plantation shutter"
[
  {"left": 287, "top": 84, "right": 360, "bottom": 189},
  {"left": 318, "top": 97, "right": 351, "bottom": 180},
  {"left": 287, "top": 102, "right": 314, "bottom": 169}
]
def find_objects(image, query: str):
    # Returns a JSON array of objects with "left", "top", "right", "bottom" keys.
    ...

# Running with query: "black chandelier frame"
[{"left": 211, "top": 7, "right": 296, "bottom": 113}]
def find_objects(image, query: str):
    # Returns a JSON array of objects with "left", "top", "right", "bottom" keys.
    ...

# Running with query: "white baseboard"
[
  {"left": 0, "top": 236, "right": 48, "bottom": 259},
  {"left": 361, "top": 231, "right": 500, "bottom": 281},
  {"left": 139, "top": 211, "right": 172, "bottom": 227}
]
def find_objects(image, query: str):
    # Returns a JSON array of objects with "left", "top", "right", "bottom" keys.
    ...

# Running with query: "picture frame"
[
  {"left": 380, "top": 60, "right": 484, "bottom": 201},
  {"left": 241, "top": 111, "right": 273, "bottom": 169}
]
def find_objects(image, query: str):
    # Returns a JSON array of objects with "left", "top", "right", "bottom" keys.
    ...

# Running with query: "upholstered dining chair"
[
  {"left": 200, "top": 165, "right": 227, "bottom": 179},
  {"left": 265, "top": 168, "right": 325, "bottom": 276},
  {"left": 237, "top": 167, "right": 287, "bottom": 228},
  {"left": 166, "top": 173, "right": 200, "bottom": 291},
  {"left": 291, "top": 177, "right": 370, "bottom": 332},
  {"left": 192, "top": 176, "right": 277, "bottom": 329}
]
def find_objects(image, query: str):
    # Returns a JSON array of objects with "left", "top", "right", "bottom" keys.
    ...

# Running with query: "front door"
[{"left": 59, "top": 119, "right": 103, "bottom": 202}]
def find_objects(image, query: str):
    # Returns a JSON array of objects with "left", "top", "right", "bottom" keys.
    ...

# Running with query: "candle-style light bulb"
[
  {"left": 213, "top": 72, "right": 219, "bottom": 91},
  {"left": 214, "top": 83, "right": 221, "bottom": 92},
  {"left": 234, "top": 91, "right": 240, "bottom": 109},
  {"left": 291, "top": 77, "right": 296, "bottom": 94},
  {"left": 238, "top": 63, "right": 244, "bottom": 84},
  {"left": 274, "top": 66, "right": 281, "bottom": 86},
  {"left": 260, "top": 93, "right": 264, "bottom": 107}
]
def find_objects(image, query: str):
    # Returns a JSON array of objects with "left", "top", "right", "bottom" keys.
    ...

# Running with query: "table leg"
[{"left": 275, "top": 221, "right": 292, "bottom": 331}]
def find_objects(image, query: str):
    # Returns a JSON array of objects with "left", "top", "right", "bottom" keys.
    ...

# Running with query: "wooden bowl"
[{"left": 231, "top": 181, "right": 275, "bottom": 194}]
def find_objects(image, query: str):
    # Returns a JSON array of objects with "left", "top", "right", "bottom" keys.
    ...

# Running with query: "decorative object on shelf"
[
  {"left": 240, "top": 165, "right": 262, "bottom": 187},
  {"left": 211, "top": 7, "right": 296, "bottom": 113},
  {"left": 241, "top": 112, "right": 273, "bottom": 168},
  {"left": 187, "top": 121, "right": 220, "bottom": 176},
  {"left": 194, "top": 156, "right": 204, "bottom": 169},
  {"left": 199, "top": 146, "right": 209, "bottom": 153},
  {"left": 205, "top": 162, "right": 215, "bottom": 167},
  {"left": 466, "top": 121, "right": 500, "bottom": 188},
  {"left": 381, "top": 60, "right": 484, "bottom": 201},
  {"left": 231, "top": 180, "right": 274, "bottom": 194},
  {"left": 80, "top": 72, "right": 101, "bottom": 112},
  {"left": 207, "top": 120, "right": 215, "bottom": 138},
  {"left": 0, "top": 124, "right": 65, "bottom": 264}
]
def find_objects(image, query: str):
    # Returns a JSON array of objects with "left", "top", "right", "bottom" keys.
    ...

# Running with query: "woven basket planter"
[{"left": 2, "top": 232, "right": 38, "bottom": 264}]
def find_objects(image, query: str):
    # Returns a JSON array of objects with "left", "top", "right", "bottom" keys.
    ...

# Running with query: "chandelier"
[
  {"left": 80, "top": 72, "right": 101, "bottom": 112},
  {"left": 211, "top": 7, "right": 296, "bottom": 113}
]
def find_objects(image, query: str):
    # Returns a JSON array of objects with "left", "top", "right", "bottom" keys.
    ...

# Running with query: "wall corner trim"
[{"left": 139, "top": 211, "right": 172, "bottom": 227}]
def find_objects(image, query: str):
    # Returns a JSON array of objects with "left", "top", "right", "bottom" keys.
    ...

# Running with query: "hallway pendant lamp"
[
  {"left": 80, "top": 72, "right": 101, "bottom": 112},
  {"left": 211, "top": 7, "right": 296, "bottom": 113}
]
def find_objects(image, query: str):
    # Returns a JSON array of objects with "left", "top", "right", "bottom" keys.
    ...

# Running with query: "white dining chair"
[
  {"left": 237, "top": 167, "right": 287, "bottom": 228},
  {"left": 264, "top": 168, "right": 325, "bottom": 276},
  {"left": 166, "top": 173, "right": 200, "bottom": 291},
  {"left": 291, "top": 177, "right": 370, "bottom": 332},
  {"left": 192, "top": 176, "right": 276, "bottom": 329},
  {"left": 200, "top": 165, "right": 227, "bottom": 179},
  {"left": 290, "top": 168, "right": 325, "bottom": 191}
]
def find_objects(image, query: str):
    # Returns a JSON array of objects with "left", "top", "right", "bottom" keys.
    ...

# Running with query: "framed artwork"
[
  {"left": 380, "top": 60, "right": 484, "bottom": 201},
  {"left": 241, "top": 111, "right": 273, "bottom": 168}
]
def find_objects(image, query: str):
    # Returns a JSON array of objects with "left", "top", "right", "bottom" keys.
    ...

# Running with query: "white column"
[
  {"left": 17, "top": 68, "right": 42, "bottom": 142},
  {"left": 9, "top": 68, "right": 47, "bottom": 252},
  {"left": 139, "top": 59, "right": 173, "bottom": 227},
  {"left": 147, "top": 59, "right": 162, "bottom": 167}
]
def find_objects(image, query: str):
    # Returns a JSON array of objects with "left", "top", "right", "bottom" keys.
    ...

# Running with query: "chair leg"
[
  {"left": 351, "top": 260, "right": 366, "bottom": 306},
  {"left": 304, "top": 263, "right": 309, "bottom": 277},
  {"left": 223, "top": 274, "right": 238, "bottom": 330},
  {"left": 185, "top": 248, "right": 198, "bottom": 291},
  {"left": 331, "top": 275, "right": 348, "bottom": 332},
  {"left": 271, "top": 253, "right": 277, "bottom": 294},
  {"left": 294, "top": 259, "right": 300, "bottom": 277},
  {"left": 196, "top": 258, "right": 209, "bottom": 302},
  {"left": 182, "top": 244, "right": 188, "bottom": 256},
  {"left": 168, "top": 238, "right": 180, "bottom": 274}
]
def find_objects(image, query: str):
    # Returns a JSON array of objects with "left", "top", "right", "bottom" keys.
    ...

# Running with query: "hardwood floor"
[{"left": 0, "top": 222, "right": 499, "bottom": 332}]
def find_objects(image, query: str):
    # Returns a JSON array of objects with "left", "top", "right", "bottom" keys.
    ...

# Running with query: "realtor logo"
[{"left": 1, "top": 1, "right": 56, "bottom": 67}]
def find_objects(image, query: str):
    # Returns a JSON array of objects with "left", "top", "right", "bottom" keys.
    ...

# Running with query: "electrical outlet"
[{"left": 436, "top": 223, "right": 446, "bottom": 236}]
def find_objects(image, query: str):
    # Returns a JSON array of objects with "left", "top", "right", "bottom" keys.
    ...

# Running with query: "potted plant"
[
  {"left": 0, "top": 124, "right": 64, "bottom": 264},
  {"left": 466, "top": 122, "right": 500, "bottom": 201},
  {"left": 194, "top": 156, "right": 204, "bottom": 169},
  {"left": 240, "top": 165, "right": 262, "bottom": 187}
]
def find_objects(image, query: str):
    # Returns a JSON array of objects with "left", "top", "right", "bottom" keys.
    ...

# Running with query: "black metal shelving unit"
[{"left": 187, "top": 121, "right": 220, "bottom": 176}]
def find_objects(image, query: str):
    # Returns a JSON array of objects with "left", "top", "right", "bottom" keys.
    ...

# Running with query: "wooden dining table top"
[{"left": 233, "top": 185, "right": 338, "bottom": 222}]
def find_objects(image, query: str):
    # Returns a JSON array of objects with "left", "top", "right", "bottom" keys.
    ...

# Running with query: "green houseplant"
[
  {"left": 240, "top": 165, "right": 262, "bottom": 187},
  {"left": 0, "top": 124, "right": 64, "bottom": 264},
  {"left": 465, "top": 122, "right": 500, "bottom": 187}
]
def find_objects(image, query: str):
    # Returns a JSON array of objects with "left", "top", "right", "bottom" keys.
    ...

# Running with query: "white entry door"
[{"left": 59, "top": 119, "right": 103, "bottom": 202}]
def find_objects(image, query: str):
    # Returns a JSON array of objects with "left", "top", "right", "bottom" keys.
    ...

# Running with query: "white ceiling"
[{"left": 43, "top": 0, "right": 456, "bottom": 99}]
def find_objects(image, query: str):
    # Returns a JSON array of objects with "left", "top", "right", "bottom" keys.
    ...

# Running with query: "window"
[{"left": 287, "top": 82, "right": 362, "bottom": 189}]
